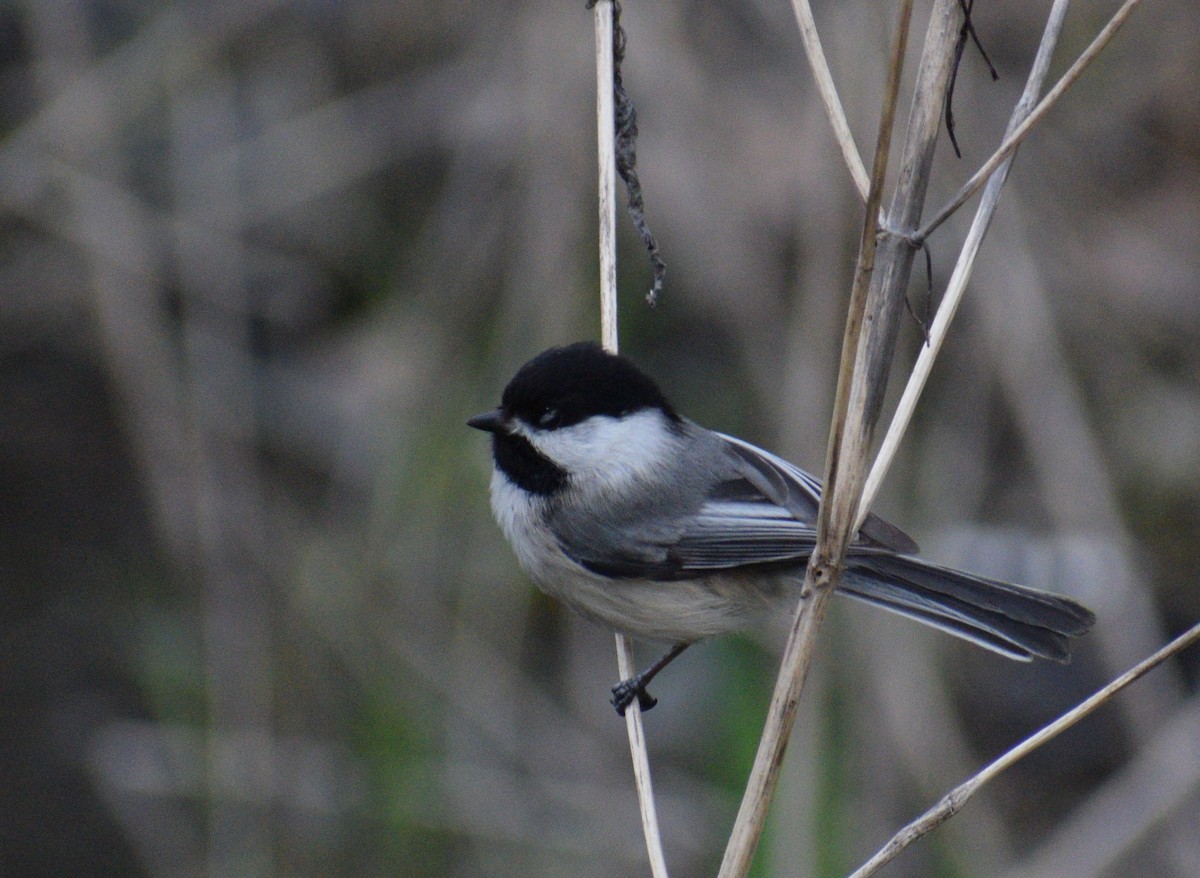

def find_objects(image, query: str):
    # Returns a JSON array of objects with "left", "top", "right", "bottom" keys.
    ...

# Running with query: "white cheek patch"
[{"left": 520, "top": 410, "right": 679, "bottom": 493}]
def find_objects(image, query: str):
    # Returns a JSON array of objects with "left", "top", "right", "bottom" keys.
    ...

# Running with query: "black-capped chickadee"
[{"left": 469, "top": 342, "right": 1095, "bottom": 714}]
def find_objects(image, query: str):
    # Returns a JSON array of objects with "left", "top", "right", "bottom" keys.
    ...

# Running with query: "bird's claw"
[{"left": 610, "top": 678, "right": 657, "bottom": 716}]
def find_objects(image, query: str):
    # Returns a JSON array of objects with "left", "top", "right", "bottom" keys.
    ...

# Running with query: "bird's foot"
[{"left": 610, "top": 678, "right": 658, "bottom": 716}]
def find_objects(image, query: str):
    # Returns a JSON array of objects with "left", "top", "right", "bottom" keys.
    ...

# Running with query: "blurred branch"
[
  {"left": 169, "top": 72, "right": 278, "bottom": 876},
  {"left": 853, "top": 613, "right": 1012, "bottom": 873},
  {"left": 979, "top": 205, "right": 1184, "bottom": 734},
  {"left": 849, "top": 620, "right": 1200, "bottom": 878},
  {"left": 0, "top": 4, "right": 287, "bottom": 205}
]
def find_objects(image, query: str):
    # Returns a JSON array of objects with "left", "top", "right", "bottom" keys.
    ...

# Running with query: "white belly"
[{"left": 490, "top": 471, "right": 786, "bottom": 642}]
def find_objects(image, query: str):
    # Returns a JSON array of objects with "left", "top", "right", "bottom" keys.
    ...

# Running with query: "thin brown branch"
[
  {"left": 1000, "top": 694, "right": 1200, "bottom": 878},
  {"left": 848, "top": 621, "right": 1200, "bottom": 878},
  {"left": 715, "top": 2, "right": 972, "bottom": 875}
]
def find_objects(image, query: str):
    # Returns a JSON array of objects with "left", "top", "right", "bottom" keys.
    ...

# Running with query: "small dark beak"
[{"left": 467, "top": 408, "right": 507, "bottom": 434}]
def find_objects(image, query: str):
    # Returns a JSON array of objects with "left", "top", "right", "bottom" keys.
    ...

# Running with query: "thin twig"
[
  {"left": 917, "top": 0, "right": 1145, "bottom": 242},
  {"left": 848, "top": 621, "right": 1200, "bottom": 878},
  {"left": 593, "top": 3, "right": 670, "bottom": 876},
  {"left": 789, "top": 0, "right": 870, "bottom": 201},
  {"left": 612, "top": 634, "right": 670, "bottom": 873},
  {"left": 858, "top": 0, "right": 1072, "bottom": 526},
  {"left": 999, "top": 693, "right": 1200, "bottom": 878}
]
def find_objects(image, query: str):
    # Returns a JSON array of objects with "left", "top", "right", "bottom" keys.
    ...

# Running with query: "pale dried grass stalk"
[
  {"left": 593, "top": 3, "right": 670, "bottom": 877},
  {"left": 788, "top": 0, "right": 870, "bottom": 201}
]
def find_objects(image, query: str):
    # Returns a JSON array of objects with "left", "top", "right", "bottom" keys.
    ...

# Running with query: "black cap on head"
[{"left": 501, "top": 342, "right": 679, "bottom": 430}]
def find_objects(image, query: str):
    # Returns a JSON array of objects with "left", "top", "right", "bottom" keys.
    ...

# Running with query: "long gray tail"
[{"left": 840, "top": 554, "right": 1095, "bottom": 661}]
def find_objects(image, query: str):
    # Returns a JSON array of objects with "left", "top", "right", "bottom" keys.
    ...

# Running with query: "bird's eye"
[{"left": 537, "top": 407, "right": 560, "bottom": 428}]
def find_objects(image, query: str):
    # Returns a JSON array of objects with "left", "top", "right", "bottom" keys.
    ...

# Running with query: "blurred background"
[{"left": 2, "top": 1, "right": 1199, "bottom": 876}]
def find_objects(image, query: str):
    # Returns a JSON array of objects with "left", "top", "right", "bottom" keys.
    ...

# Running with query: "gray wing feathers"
[
  {"left": 566, "top": 430, "right": 914, "bottom": 576},
  {"left": 668, "top": 500, "right": 817, "bottom": 570},
  {"left": 553, "top": 427, "right": 1094, "bottom": 662},
  {"left": 718, "top": 434, "right": 919, "bottom": 554}
]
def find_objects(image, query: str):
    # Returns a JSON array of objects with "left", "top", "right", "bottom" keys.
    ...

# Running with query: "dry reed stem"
[
  {"left": 593, "top": 3, "right": 671, "bottom": 876},
  {"left": 715, "top": 2, "right": 967, "bottom": 875},
  {"left": 789, "top": 0, "right": 870, "bottom": 201},
  {"left": 859, "top": 0, "right": 1071, "bottom": 524}
]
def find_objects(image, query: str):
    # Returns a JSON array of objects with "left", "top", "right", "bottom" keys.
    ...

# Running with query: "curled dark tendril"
[{"left": 587, "top": 0, "right": 667, "bottom": 306}]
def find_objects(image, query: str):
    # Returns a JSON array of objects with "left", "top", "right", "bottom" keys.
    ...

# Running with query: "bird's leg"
[{"left": 610, "top": 642, "right": 691, "bottom": 715}]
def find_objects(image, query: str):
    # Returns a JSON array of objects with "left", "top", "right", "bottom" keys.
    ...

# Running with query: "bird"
[{"left": 468, "top": 342, "right": 1095, "bottom": 714}]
